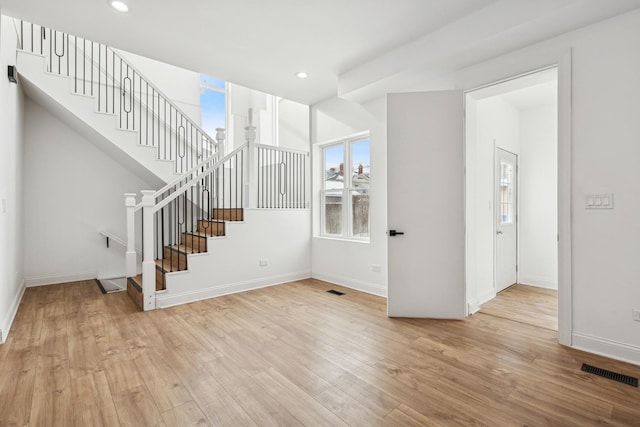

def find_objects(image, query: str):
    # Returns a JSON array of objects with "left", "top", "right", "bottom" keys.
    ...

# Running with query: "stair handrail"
[
  {"left": 14, "top": 18, "right": 220, "bottom": 172},
  {"left": 153, "top": 128, "right": 225, "bottom": 197},
  {"left": 153, "top": 142, "right": 248, "bottom": 213},
  {"left": 100, "top": 230, "right": 142, "bottom": 258},
  {"left": 108, "top": 47, "right": 217, "bottom": 152}
]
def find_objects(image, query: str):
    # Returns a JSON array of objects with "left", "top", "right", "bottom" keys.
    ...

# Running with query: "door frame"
[
  {"left": 494, "top": 147, "right": 519, "bottom": 294},
  {"left": 462, "top": 51, "right": 572, "bottom": 346}
]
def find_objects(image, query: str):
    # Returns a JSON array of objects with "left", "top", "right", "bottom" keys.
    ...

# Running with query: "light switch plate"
[{"left": 585, "top": 193, "right": 613, "bottom": 209}]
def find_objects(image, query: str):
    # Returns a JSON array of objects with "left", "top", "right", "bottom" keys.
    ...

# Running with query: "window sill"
[{"left": 314, "top": 236, "right": 370, "bottom": 244}]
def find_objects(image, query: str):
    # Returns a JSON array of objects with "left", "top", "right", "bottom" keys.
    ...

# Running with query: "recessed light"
[
  {"left": 109, "top": 0, "right": 129, "bottom": 12},
  {"left": 296, "top": 71, "right": 308, "bottom": 79}
]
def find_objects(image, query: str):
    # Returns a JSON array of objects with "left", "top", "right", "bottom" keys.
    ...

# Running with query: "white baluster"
[
  {"left": 245, "top": 108, "right": 257, "bottom": 209},
  {"left": 216, "top": 128, "right": 226, "bottom": 159}
]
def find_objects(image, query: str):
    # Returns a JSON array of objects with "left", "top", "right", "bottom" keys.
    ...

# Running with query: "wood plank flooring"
[
  {"left": 480, "top": 284, "right": 559, "bottom": 331},
  {"left": 1, "top": 278, "right": 639, "bottom": 426}
]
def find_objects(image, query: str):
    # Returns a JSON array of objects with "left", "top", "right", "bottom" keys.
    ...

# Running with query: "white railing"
[
  {"left": 14, "top": 18, "right": 221, "bottom": 174},
  {"left": 125, "top": 122, "right": 310, "bottom": 311}
]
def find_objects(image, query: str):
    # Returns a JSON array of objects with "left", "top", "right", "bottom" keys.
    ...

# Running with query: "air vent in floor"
[
  {"left": 327, "top": 289, "right": 345, "bottom": 296},
  {"left": 581, "top": 363, "right": 638, "bottom": 387}
]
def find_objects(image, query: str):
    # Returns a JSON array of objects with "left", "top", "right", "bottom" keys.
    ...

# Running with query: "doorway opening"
[{"left": 465, "top": 68, "right": 559, "bottom": 331}]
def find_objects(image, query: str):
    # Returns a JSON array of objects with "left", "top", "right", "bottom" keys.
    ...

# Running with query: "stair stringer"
[
  {"left": 155, "top": 209, "right": 312, "bottom": 308},
  {"left": 17, "top": 50, "right": 182, "bottom": 187}
]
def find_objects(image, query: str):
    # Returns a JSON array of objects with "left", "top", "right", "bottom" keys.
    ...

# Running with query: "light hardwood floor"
[
  {"left": 480, "top": 284, "right": 559, "bottom": 331},
  {"left": 1, "top": 278, "right": 639, "bottom": 426}
]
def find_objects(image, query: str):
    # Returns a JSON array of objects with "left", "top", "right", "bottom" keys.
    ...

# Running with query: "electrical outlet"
[
  {"left": 259, "top": 259, "right": 268, "bottom": 267},
  {"left": 633, "top": 309, "right": 640, "bottom": 322},
  {"left": 372, "top": 264, "right": 381, "bottom": 272}
]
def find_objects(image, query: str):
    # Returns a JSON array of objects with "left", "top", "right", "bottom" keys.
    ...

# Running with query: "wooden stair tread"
[
  {"left": 155, "top": 258, "right": 173, "bottom": 271},
  {"left": 182, "top": 230, "right": 211, "bottom": 238},
  {"left": 130, "top": 274, "right": 143, "bottom": 288},
  {"left": 166, "top": 244, "right": 200, "bottom": 254}
]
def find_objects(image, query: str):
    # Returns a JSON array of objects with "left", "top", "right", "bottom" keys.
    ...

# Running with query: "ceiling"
[
  {"left": 470, "top": 67, "right": 558, "bottom": 111},
  {"left": 2, "top": 0, "right": 640, "bottom": 105}
]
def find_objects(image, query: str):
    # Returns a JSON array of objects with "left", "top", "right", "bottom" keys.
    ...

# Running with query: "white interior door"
[
  {"left": 495, "top": 148, "right": 518, "bottom": 293},
  {"left": 387, "top": 91, "right": 465, "bottom": 318}
]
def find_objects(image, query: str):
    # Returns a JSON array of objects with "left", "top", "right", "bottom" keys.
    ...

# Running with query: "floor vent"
[
  {"left": 327, "top": 289, "right": 345, "bottom": 296},
  {"left": 581, "top": 363, "right": 638, "bottom": 387}
]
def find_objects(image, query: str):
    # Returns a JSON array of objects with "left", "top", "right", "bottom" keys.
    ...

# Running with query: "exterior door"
[
  {"left": 495, "top": 148, "right": 518, "bottom": 293},
  {"left": 387, "top": 91, "right": 465, "bottom": 318}
]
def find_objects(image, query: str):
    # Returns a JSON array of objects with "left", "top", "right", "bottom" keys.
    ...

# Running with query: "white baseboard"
[
  {"left": 518, "top": 276, "right": 558, "bottom": 290},
  {"left": 156, "top": 271, "right": 312, "bottom": 309},
  {"left": 468, "top": 299, "right": 480, "bottom": 315},
  {"left": 311, "top": 272, "right": 387, "bottom": 298},
  {"left": 25, "top": 272, "right": 96, "bottom": 287},
  {"left": 0, "top": 280, "right": 26, "bottom": 344},
  {"left": 572, "top": 332, "right": 640, "bottom": 366}
]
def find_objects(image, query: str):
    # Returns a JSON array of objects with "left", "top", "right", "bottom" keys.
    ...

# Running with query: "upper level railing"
[{"left": 15, "top": 19, "right": 219, "bottom": 174}]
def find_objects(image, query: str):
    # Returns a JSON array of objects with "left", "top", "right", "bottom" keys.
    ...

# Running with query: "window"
[
  {"left": 321, "top": 135, "right": 370, "bottom": 240},
  {"left": 200, "top": 74, "right": 226, "bottom": 153},
  {"left": 499, "top": 161, "right": 514, "bottom": 224}
]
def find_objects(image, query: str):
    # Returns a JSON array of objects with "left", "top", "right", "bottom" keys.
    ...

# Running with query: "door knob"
[{"left": 389, "top": 230, "right": 404, "bottom": 236}]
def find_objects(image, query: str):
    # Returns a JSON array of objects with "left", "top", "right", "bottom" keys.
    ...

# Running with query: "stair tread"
[
  {"left": 182, "top": 230, "right": 211, "bottom": 238},
  {"left": 167, "top": 244, "right": 204, "bottom": 254},
  {"left": 155, "top": 258, "right": 175, "bottom": 271}
]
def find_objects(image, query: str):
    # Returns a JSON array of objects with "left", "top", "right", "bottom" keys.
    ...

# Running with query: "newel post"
[
  {"left": 141, "top": 190, "right": 156, "bottom": 311},
  {"left": 125, "top": 193, "right": 137, "bottom": 278},
  {"left": 216, "top": 128, "right": 226, "bottom": 159},
  {"left": 245, "top": 108, "right": 257, "bottom": 208}
]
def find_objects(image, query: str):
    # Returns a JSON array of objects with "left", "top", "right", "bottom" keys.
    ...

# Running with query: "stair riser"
[
  {"left": 181, "top": 233, "right": 207, "bottom": 252},
  {"left": 197, "top": 221, "right": 225, "bottom": 236},
  {"left": 211, "top": 208, "right": 243, "bottom": 221},
  {"left": 155, "top": 268, "right": 165, "bottom": 291},
  {"left": 162, "top": 247, "right": 188, "bottom": 270},
  {"left": 127, "top": 281, "right": 143, "bottom": 310}
]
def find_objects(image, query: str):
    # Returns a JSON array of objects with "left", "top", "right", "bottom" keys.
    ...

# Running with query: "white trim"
[
  {"left": 0, "top": 280, "right": 26, "bottom": 344},
  {"left": 314, "top": 130, "right": 370, "bottom": 148},
  {"left": 156, "top": 271, "right": 312, "bottom": 308},
  {"left": 572, "top": 332, "right": 640, "bottom": 367},
  {"left": 311, "top": 272, "right": 387, "bottom": 298},
  {"left": 556, "top": 50, "right": 573, "bottom": 347},
  {"left": 25, "top": 272, "right": 95, "bottom": 287},
  {"left": 518, "top": 277, "right": 558, "bottom": 290},
  {"left": 468, "top": 300, "right": 480, "bottom": 315}
]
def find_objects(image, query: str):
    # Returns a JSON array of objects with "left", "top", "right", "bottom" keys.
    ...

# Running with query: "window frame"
[{"left": 320, "top": 133, "right": 371, "bottom": 242}]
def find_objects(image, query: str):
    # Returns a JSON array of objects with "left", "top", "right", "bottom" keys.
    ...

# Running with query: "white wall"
[
  {"left": 311, "top": 97, "right": 387, "bottom": 296},
  {"left": 519, "top": 104, "right": 557, "bottom": 289},
  {"left": 467, "top": 96, "right": 521, "bottom": 306},
  {"left": 278, "top": 99, "right": 310, "bottom": 152},
  {"left": 0, "top": 13, "right": 25, "bottom": 343},
  {"left": 23, "top": 98, "right": 155, "bottom": 286},
  {"left": 159, "top": 209, "right": 311, "bottom": 307},
  {"left": 565, "top": 11, "right": 640, "bottom": 357}
]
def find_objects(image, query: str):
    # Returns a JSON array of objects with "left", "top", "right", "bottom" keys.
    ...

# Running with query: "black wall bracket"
[{"left": 8, "top": 65, "right": 17, "bottom": 84}]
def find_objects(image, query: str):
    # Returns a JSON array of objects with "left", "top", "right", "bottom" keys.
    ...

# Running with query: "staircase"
[
  {"left": 14, "top": 18, "right": 309, "bottom": 312},
  {"left": 127, "top": 207, "right": 243, "bottom": 308},
  {"left": 15, "top": 20, "right": 221, "bottom": 187}
]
